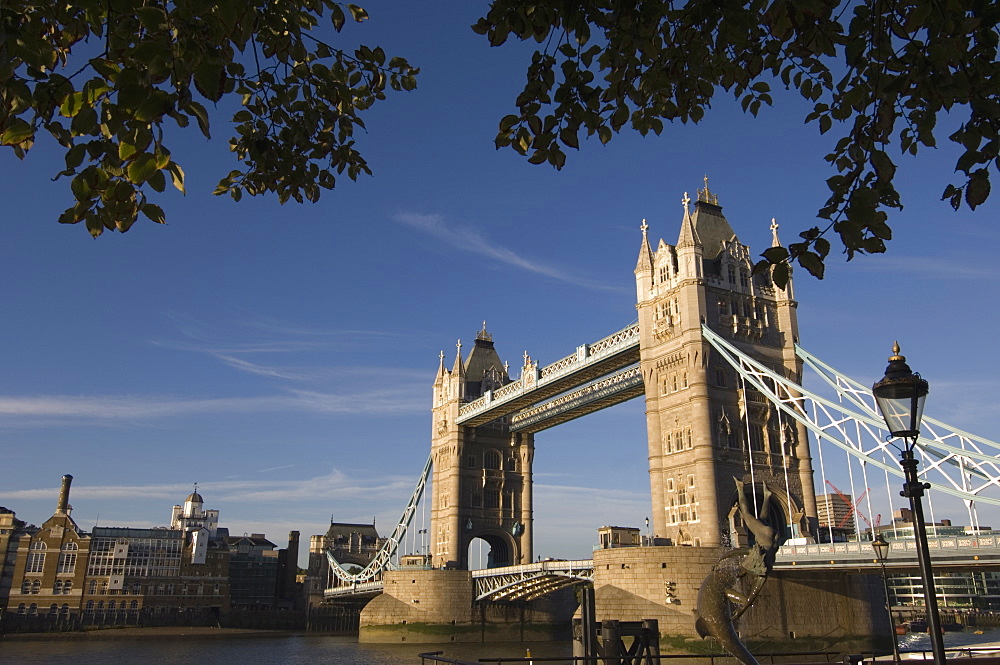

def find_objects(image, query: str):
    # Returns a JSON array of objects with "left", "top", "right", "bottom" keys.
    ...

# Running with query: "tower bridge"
[{"left": 318, "top": 181, "right": 1000, "bottom": 646}]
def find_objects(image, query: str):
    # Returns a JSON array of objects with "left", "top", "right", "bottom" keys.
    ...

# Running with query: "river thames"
[
  {"left": 0, "top": 633, "right": 573, "bottom": 664},
  {"left": 4, "top": 628, "right": 1000, "bottom": 664}
]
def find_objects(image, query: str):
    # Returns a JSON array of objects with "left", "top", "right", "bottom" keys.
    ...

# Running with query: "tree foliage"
[
  {"left": 0, "top": 1, "right": 418, "bottom": 236},
  {"left": 473, "top": 0, "right": 1000, "bottom": 285}
]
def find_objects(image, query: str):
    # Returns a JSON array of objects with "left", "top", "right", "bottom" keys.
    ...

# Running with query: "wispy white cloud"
[
  {"left": 393, "top": 211, "right": 621, "bottom": 291},
  {"left": 847, "top": 254, "right": 997, "bottom": 279},
  {"left": 0, "top": 469, "right": 418, "bottom": 506},
  {"left": 256, "top": 464, "right": 295, "bottom": 474},
  {"left": 0, "top": 386, "right": 426, "bottom": 424}
]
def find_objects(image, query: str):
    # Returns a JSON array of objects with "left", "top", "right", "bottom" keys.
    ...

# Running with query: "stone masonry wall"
[{"left": 592, "top": 546, "right": 883, "bottom": 650}]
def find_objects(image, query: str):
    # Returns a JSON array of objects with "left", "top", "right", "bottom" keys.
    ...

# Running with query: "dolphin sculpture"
[{"left": 693, "top": 478, "right": 779, "bottom": 665}]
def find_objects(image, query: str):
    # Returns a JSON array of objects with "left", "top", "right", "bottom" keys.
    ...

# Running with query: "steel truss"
[
  {"left": 702, "top": 325, "right": 1000, "bottom": 508},
  {"left": 510, "top": 365, "right": 643, "bottom": 432},
  {"left": 325, "top": 453, "right": 433, "bottom": 585},
  {"left": 471, "top": 560, "right": 594, "bottom": 601}
]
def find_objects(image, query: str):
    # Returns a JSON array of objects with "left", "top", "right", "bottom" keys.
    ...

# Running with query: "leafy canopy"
[
  {"left": 473, "top": 0, "right": 1000, "bottom": 286},
  {"left": 0, "top": 0, "right": 418, "bottom": 236}
]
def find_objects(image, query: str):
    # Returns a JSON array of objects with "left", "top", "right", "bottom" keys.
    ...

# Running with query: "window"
[
  {"left": 483, "top": 449, "right": 501, "bottom": 470},
  {"left": 740, "top": 269, "right": 749, "bottom": 288},
  {"left": 484, "top": 489, "right": 500, "bottom": 509},
  {"left": 17, "top": 603, "right": 25, "bottom": 615},
  {"left": 715, "top": 368, "right": 726, "bottom": 388},
  {"left": 26, "top": 542, "right": 46, "bottom": 573},
  {"left": 60, "top": 604, "right": 69, "bottom": 617},
  {"left": 57, "top": 551, "right": 76, "bottom": 574},
  {"left": 728, "top": 265, "right": 737, "bottom": 284},
  {"left": 31, "top": 580, "right": 40, "bottom": 594},
  {"left": 89, "top": 580, "right": 97, "bottom": 594},
  {"left": 21, "top": 580, "right": 30, "bottom": 594},
  {"left": 48, "top": 604, "right": 58, "bottom": 616},
  {"left": 64, "top": 580, "right": 72, "bottom": 594},
  {"left": 685, "top": 429, "right": 693, "bottom": 449},
  {"left": 28, "top": 603, "right": 37, "bottom": 616},
  {"left": 108, "top": 600, "right": 116, "bottom": 610},
  {"left": 86, "top": 600, "right": 94, "bottom": 610},
  {"left": 53, "top": 580, "right": 63, "bottom": 594},
  {"left": 130, "top": 600, "right": 139, "bottom": 610}
]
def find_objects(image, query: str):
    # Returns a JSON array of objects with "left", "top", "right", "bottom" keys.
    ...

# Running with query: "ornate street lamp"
[
  {"left": 872, "top": 533, "right": 901, "bottom": 663},
  {"left": 872, "top": 343, "right": 946, "bottom": 664}
]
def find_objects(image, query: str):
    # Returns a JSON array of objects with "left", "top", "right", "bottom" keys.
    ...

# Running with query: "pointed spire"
[
  {"left": 636, "top": 218, "right": 653, "bottom": 272},
  {"left": 677, "top": 192, "right": 701, "bottom": 249},
  {"left": 438, "top": 349, "right": 446, "bottom": 373},
  {"left": 770, "top": 218, "right": 781, "bottom": 247},
  {"left": 697, "top": 175, "right": 719, "bottom": 205},
  {"left": 453, "top": 339, "right": 464, "bottom": 376}
]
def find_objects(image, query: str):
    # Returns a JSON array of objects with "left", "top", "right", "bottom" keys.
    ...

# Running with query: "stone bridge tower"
[
  {"left": 636, "top": 181, "right": 818, "bottom": 548},
  {"left": 429, "top": 324, "right": 533, "bottom": 569}
]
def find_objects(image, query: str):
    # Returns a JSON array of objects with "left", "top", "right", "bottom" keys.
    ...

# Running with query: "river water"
[
  {"left": 0, "top": 634, "right": 572, "bottom": 665},
  {"left": 4, "top": 628, "right": 1000, "bottom": 664}
]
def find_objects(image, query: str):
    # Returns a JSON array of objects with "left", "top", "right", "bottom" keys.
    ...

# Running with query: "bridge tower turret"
[
  {"left": 429, "top": 324, "right": 533, "bottom": 569},
  {"left": 635, "top": 181, "right": 817, "bottom": 548}
]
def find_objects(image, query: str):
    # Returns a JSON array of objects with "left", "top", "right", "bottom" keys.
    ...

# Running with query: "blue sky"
[{"left": 2, "top": 1, "right": 999, "bottom": 566}]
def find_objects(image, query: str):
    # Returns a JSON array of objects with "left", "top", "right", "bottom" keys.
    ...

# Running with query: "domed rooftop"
[{"left": 185, "top": 485, "right": 203, "bottom": 503}]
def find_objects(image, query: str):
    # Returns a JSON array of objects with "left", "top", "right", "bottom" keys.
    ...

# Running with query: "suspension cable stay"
[
  {"left": 701, "top": 325, "right": 1000, "bottom": 507},
  {"left": 326, "top": 454, "right": 433, "bottom": 585}
]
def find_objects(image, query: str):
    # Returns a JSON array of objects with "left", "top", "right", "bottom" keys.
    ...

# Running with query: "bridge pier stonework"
[{"left": 591, "top": 546, "right": 887, "bottom": 652}]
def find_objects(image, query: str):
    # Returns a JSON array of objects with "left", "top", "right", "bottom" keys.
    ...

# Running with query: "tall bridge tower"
[
  {"left": 429, "top": 325, "right": 533, "bottom": 569},
  {"left": 636, "top": 182, "right": 818, "bottom": 547}
]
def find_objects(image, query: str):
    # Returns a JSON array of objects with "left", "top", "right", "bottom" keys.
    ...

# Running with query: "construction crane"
[{"left": 825, "top": 480, "right": 874, "bottom": 530}]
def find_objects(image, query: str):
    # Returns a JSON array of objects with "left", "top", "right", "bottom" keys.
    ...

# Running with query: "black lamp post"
[
  {"left": 872, "top": 533, "right": 901, "bottom": 663},
  {"left": 872, "top": 343, "right": 946, "bottom": 664}
]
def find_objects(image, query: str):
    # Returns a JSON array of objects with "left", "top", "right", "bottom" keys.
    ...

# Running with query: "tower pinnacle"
[{"left": 770, "top": 218, "right": 780, "bottom": 247}]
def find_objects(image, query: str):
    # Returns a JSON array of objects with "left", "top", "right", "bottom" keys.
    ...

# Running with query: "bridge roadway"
[
  {"left": 324, "top": 535, "right": 1000, "bottom": 601},
  {"left": 456, "top": 324, "right": 640, "bottom": 428}
]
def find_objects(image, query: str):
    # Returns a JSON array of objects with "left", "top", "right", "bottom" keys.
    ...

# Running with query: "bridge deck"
[{"left": 457, "top": 325, "right": 639, "bottom": 427}]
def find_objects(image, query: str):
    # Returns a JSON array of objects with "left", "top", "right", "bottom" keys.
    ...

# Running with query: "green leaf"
[
  {"left": 147, "top": 169, "right": 166, "bottom": 193},
  {"left": 797, "top": 251, "right": 825, "bottom": 279},
  {"left": 762, "top": 246, "right": 789, "bottom": 263},
  {"left": 127, "top": 154, "right": 158, "bottom": 183},
  {"left": 166, "top": 162, "right": 186, "bottom": 194},
  {"left": 59, "top": 91, "right": 86, "bottom": 118},
  {"left": 186, "top": 101, "right": 211, "bottom": 138},
  {"left": 559, "top": 128, "right": 579, "bottom": 150},
  {"left": 966, "top": 171, "right": 991, "bottom": 209},
  {"left": 119, "top": 139, "right": 140, "bottom": 163},
  {"left": 194, "top": 63, "right": 225, "bottom": 103},
  {"left": 772, "top": 262, "right": 789, "bottom": 289},
  {"left": 134, "top": 91, "right": 172, "bottom": 123},
  {"left": 348, "top": 4, "right": 369, "bottom": 22},
  {"left": 331, "top": 5, "right": 346, "bottom": 31},
  {"left": 1, "top": 118, "right": 33, "bottom": 146},
  {"left": 135, "top": 6, "right": 167, "bottom": 29},
  {"left": 141, "top": 202, "right": 166, "bottom": 224}
]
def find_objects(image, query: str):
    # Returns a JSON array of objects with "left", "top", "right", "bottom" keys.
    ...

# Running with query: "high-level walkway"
[{"left": 456, "top": 324, "right": 640, "bottom": 429}]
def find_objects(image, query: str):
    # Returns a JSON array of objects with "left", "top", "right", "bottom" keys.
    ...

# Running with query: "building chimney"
[{"left": 56, "top": 474, "right": 73, "bottom": 514}]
